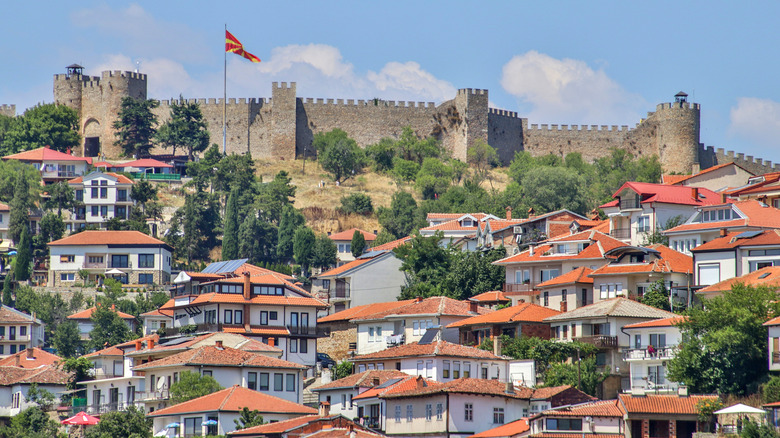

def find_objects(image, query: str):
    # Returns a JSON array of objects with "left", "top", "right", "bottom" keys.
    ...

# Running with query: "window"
[
  {"left": 100, "top": 187, "right": 107, "bottom": 199},
  {"left": 286, "top": 374, "right": 296, "bottom": 392},
  {"left": 648, "top": 365, "right": 665, "bottom": 385},
  {"left": 376, "top": 326, "right": 381, "bottom": 340},
  {"left": 436, "top": 403, "right": 443, "bottom": 420},
  {"left": 464, "top": 362, "right": 471, "bottom": 378},
  {"left": 750, "top": 260, "right": 780, "bottom": 272},
  {"left": 698, "top": 263, "right": 720, "bottom": 285},
  {"left": 91, "top": 187, "right": 99, "bottom": 198},
  {"left": 425, "top": 361, "right": 433, "bottom": 378},
  {"left": 100, "top": 205, "right": 108, "bottom": 217},
  {"left": 649, "top": 333, "right": 666, "bottom": 348},
  {"left": 274, "top": 373, "right": 284, "bottom": 391},
  {"left": 546, "top": 418, "right": 582, "bottom": 431},
  {"left": 117, "top": 189, "right": 127, "bottom": 201},
  {"left": 138, "top": 254, "right": 154, "bottom": 268},
  {"left": 224, "top": 310, "right": 233, "bottom": 324},
  {"left": 417, "top": 361, "right": 424, "bottom": 376},
  {"left": 369, "top": 327, "right": 374, "bottom": 342},
  {"left": 413, "top": 321, "right": 419, "bottom": 336},
  {"left": 235, "top": 310, "right": 243, "bottom": 324},
  {"left": 261, "top": 311, "right": 269, "bottom": 326},
  {"left": 543, "top": 291, "right": 549, "bottom": 306},
  {"left": 443, "top": 360, "right": 451, "bottom": 378},
  {"left": 453, "top": 361, "right": 460, "bottom": 379},
  {"left": 493, "top": 408, "right": 505, "bottom": 424},
  {"left": 395, "top": 405, "right": 402, "bottom": 423},
  {"left": 259, "top": 373, "right": 269, "bottom": 391},
  {"left": 88, "top": 256, "right": 103, "bottom": 264},
  {"left": 270, "top": 311, "right": 278, "bottom": 320},
  {"left": 60, "top": 254, "right": 75, "bottom": 263},
  {"left": 464, "top": 403, "right": 473, "bottom": 421},
  {"left": 637, "top": 216, "right": 651, "bottom": 233},
  {"left": 349, "top": 394, "right": 353, "bottom": 408},
  {"left": 111, "top": 255, "right": 129, "bottom": 268},
  {"left": 184, "top": 417, "right": 202, "bottom": 436},
  {"left": 290, "top": 339, "right": 298, "bottom": 353},
  {"left": 300, "top": 339, "right": 308, "bottom": 354},
  {"left": 115, "top": 206, "right": 126, "bottom": 219},
  {"left": 290, "top": 312, "right": 299, "bottom": 328},
  {"left": 19, "top": 327, "right": 26, "bottom": 336},
  {"left": 75, "top": 190, "right": 83, "bottom": 201},
  {"left": 138, "top": 274, "right": 154, "bottom": 284},
  {"left": 481, "top": 365, "right": 488, "bottom": 379},
  {"left": 634, "top": 334, "right": 641, "bottom": 349},
  {"left": 60, "top": 273, "right": 75, "bottom": 281},
  {"left": 248, "top": 372, "right": 257, "bottom": 390},
  {"left": 541, "top": 269, "right": 560, "bottom": 282},
  {"left": 425, "top": 404, "right": 433, "bottom": 421},
  {"left": 406, "top": 405, "right": 413, "bottom": 422},
  {"left": 562, "top": 325, "right": 568, "bottom": 339},
  {"left": 562, "top": 289, "right": 567, "bottom": 302},
  {"left": 202, "top": 370, "right": 212, "bottom": 377},
  {"left": 515, "top": 269, "right": 531, "bottom": 284}
]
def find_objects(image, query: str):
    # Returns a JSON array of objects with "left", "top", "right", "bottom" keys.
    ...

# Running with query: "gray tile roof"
[{"left": 543, "top": 298, "right": 677, "bottom": 322}]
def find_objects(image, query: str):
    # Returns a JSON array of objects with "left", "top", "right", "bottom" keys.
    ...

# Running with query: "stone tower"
[
  {"left": 452, "top": 88, "right": 489, "bottom": 161},
  {"left": 54, "top": 66, "right": 147, "bottom": 158},
  {"left": 271, "top": 82, "right": 297, "bottom": 160},
  {"left": 652, "top": 92, "right": 700, "bottom": 174}
]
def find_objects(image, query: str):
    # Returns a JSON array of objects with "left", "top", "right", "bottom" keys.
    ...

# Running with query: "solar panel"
[
  {"left": 202, "top": 259, "right": 249, "bottom": 274},
  {"left": 735, "top": 230, "right": 762, "bottom": 239},
  {"left": 418, "top": 326, "right": 441, "bottom": 345},
  {"left": 375, "top": 378, "right": 403, "bottom": 389},
  {"left": 159, "top": 337, "right": 192, "bottom": 346},
  {"left": 759, "top": 272, "right": 771, "bottom": 279},
  {"left": 358, "top": 250, "right": 387, "bottom": 259}
]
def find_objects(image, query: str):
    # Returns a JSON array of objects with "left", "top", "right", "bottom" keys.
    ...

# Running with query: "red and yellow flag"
[{"left": 225, "top": 30, "right": 261, "bottom": 63}]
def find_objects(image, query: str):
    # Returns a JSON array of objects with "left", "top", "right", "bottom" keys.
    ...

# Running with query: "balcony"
[
  {"left": 623, "top": 346, "right": 676, "bottom": 361},
  {"left": 287, "top": 325, "right": 330, "bottom": 338},
  {"left": 577, "top": 335, "right": 618, "bottom": 348},
  {"left": 774, "top": 351, "right": 780, "bottom": 364},
  {"left": 92, "top": 367, "right": 124, "bottom": 379},
  {"left": 386, "top": 334, "right": 405, "bottom": 347},
  {"left": 619, "top": 198, "right": 641, "bottom": 210},
  {"left": 57, "top": 171, "right": 77, "bottom": 178},
  {"left": 137, "top": 389, "right": 169, "bottom": 402},
  {"left": 83, "top": 261, "right": 107, "bottom": 269},
  {"left": 609, "top": 227, "right": 631, "bottom": 240},
  {"left": 108, "top": 261, "right": 132, "bottom": 269},
  {"left": 503, "top": 283, "right": 539, "bottom": 295}
]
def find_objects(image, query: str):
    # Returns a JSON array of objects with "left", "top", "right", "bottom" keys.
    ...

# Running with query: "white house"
[
  {"left": 0, "top": 305, "right": 45, "bottom": 357},
  {"left": 0, "top": 348, "right": 70, "bottom": 418},
  {"left": 328, "top": 228, "right": 377, "bottom": 265},
  {"left": 765, "top": 314, "right": 780, "bottom": 372},
  {"left": 2, "top": 146, "right": 91, "bottom": 184},
  {"left": 527, "top": 399, "right": 625, "bottom": 438},
  {"left": 622, "top": 316, "right": 686, "bottom": 394},
  {"left": 48, "top": 230, "right": 173, "bottom": 287},
  {"left": 691, "top": 229, "right": 780, "bottom": 289},
  {"left": 0, "top": 202, "right": 9, "bottom": 242},
  {"left": 312, "top": 369, "right": 409, "bottom": 420},
  {"left": 139, "top": 305, "right": 173, "bottom": 336},
  {"left": 67, "top": 171, "right": 135, "bottom": 231}
]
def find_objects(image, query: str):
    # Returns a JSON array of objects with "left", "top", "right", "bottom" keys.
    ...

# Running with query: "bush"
[{"left": 338, "top": 193, "right": 374, "bottom": 215}]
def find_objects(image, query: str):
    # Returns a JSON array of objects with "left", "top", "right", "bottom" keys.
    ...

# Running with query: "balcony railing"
[
  {"left": 83, "top": 261, "right": 107, "bottom": 269},
  {"left": 619, "top": 198, "right": 641, "bottom": 210},
  {"left": 773, "top": 351, "right": 780, "bottom": 364},
  {"left": 627, "top": 382, "right": 680, "bottom": 394},
  {"left": 108, "top": 261, "right": 132, "bottom": 269},
  {"left": 93, "top": 367, "right": 123, "bottom": 379},
  {"left": 623, "top": 346, "right": 677, "bottom": 361},
  {"left": 386, "top": 334, "right": 405, "bottom": 347},
  {"left": 130, "top": 172, "right": 181, "bottom": 181},
  {"left": 287, "top": 325, "right": 330, "bottom": 338},
  {"left": 577, "top": 335, "right": 618, "bottom": 348},
  {"left": 609, "top": 228, "right": 631, "bottom": 239},
  {"left": 503, "top": 283, "right": 538, "bottom": 294},
  {"left": 137, "top": 389, "right": 169, "bottom": 402}
]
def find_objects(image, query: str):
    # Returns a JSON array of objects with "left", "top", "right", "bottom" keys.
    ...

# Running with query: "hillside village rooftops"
[
  {"left": 536, "top": 267, "right": 594, "bottom": 288},
  {"left": 0, "top": 364, "right": 71, "bottom": 386},
  {"left": 380, "top": 378, "right": 573, "bottom": 400},
  {"left": 313, "top": 369, "right": 408, "bottom": 391},
  {"left": 317, "top": 300, "right": 414, "bottom": 324},
  {"left": 48, "top": 230, "right": 170, "bottom": 247},
  {"left": 543, "top": 298, "right": 676, "bottom": 323},
  {"left": 493, "top": 230, "right": 627, "bottom": 265},
  {"left": 725, "top": 172, "right": 780, "bottom": 197},
  {"left": 702, "top": 266, "right": 780, "bottom": 296},
  {"left": 349, "top": 296, "right": 492, "bottom": 321},
  {"left": 352, "top": 375, "right": 438, "bottom": 401},
  {"left": 665, "top": 200, "right": 780, "bottom": 234},
  {"left": 600, "top": 182, "right": 722, "bottom": 208},
  {"left": 147, "top": 385, "right": 317, "bottom": 417},
  {"left": 351, "top": 340, "right": 502, "bottom": 361},
  {"left": 691, "top": 229, "right": 780, "bottom": 252},
  {"left": 133, "top": 345, "right": 304, "bottom": 370},
  {"left": 469, "top": 290, "right": 510, "bottom": 303},
  {"left": 588, "top": 244, "right": 692, "bottom": 276},
  {"left": 0, "top": 305, "right": 41, "bottom": 323},
  {"left": 535, "top": 399, "right": 625, "bottom": 419},
  {"left": 327, "top": 228, "right": 377, "bottom": 241},
  {"left": 2, "top": 146, "right": 93, "bottom": 163},
  {"left": 447, "top": 303, "right": 561, "bottom": 328}
]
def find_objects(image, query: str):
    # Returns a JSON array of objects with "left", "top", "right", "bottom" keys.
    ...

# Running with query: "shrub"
[{"left": 338, "top": 193, "right": 374, "bottom": 215}]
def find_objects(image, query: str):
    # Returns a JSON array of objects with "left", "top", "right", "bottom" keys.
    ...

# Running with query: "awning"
[
  {"left": 105, "top": 268, "right": 125, "bottom": 275},
  {"left": 714, "top": 403, "right": 765, "bottom": 415}
]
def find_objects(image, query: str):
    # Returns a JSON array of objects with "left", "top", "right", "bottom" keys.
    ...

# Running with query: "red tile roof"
[
  {"left": 352, "top": 375, "right": 434, "bottom": 400},
  {"left": 85, "top": 334, "right": 159, "bottom": 358},
  {"left": 313, "top": 369, "right": 409, "bottom": 391},
  {"left": 0, "top": 348, "right": 61, "bottom": 369},
  {"left": 0, "top": 202, "right": 8, "bottom": 211},
  {"left": 494, "top": 230, "right": 627, "bottom": 265},
  {"left": 0, "top": 364, "right": 71, "bottom": 385},
  {"left": 351, "top": 340, "right": 502, "bottom": 361},
  {"left": 470, "top": 291, "right": 510, "bottom": 303},
  {"left": 350, "top": 296, "right": 492, "bottom": 321},
  {"left": 588, "top": 245, "right": 692, "bottom": 276},
  {"left": 702, "top": 266, "right": 780, "bottom": 296},
  {"left": 68, "top": 172, "right": 134, "bottom": 184},
  {"left": 662, "top": 174, "right": 689, "bottom": 185},
  {"left": 3, "top": 146, "right": 92, "bottom": 163},
  {"left": 469, "top": 418, "right": 529, "bottom": 438},
  {"left": 692, "top": 229, "right": 780, "bottom": 252},
  {"left": 328, "top": 228, "right": 377, "bottom": 242},
  {"left": 139, "top": 308, "right": 173, "bottom": 318},
  {"left": 229, "top": 415, "right": 319, "bottom": 435},
  {"left": 200, "top": 272, "right": 312, "bottom": 296},
  {"left": 222, "top": 325, "right": 291, "bottom": 336},
  {"left": 68, "top": 305, "right": 135, "bottom": 320},
  {"left": 602, "top": 182, "right": 722, "bottom": 208},
  {"left": 726, "top": 172, "right": 780, "bottom": 197},
  {"left": 318, "top": 257, "right": 375, "bottom": 278},
  {"left": 318, "top": 300, "right": 415, "bottom": 323},
  {"left": 380, "top": 378, "right": 534, "bottom": 400},
  {"left": 147, "top": 385, "right": 317, "bottom": 417},
  {"left": 447, "top": 303, "right": 560, "bottom": 328},
  {"left": 370, "top": 236, "right": 413, "bottom": 251},
  {"left": 537, "top": 399, "right": 625, "bottom": 418},
  {"left": 544, "top": 298, "right": 676, "bottom": 322},
  {"left": 121, "top": 158, "right": 173, "bottom": 168},
  {"left": 420, "top": 220, "right": 478, "bottom": 233},
  {"left": 619, "top": 394, "right": 717, "bottom": 415},
  {"left": 666, "top": 200, "right": 780, "bottom": 234},
  {"left": 133, "top": 345, "right": 304, "bottom": 370},
  {"left": 49, "top": 230, "right": 167, "bottom": 246},
  {"left": 537, "top": 267, "right": 594, "bottom": 288},
  {"left": 623, "top": 316, "right": 687, "bottom": 329},
  {"left": 185, "top": 292, "right": 327, "bottom": 309}
]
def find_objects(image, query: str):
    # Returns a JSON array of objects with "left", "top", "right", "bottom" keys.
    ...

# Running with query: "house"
[
  {"left": 599, "top": 182, "right": 721, "bottom": 246},
  {"left": 475, "top": 209, "right": 588, "bottom": 253},
  {"left": 447, "top": 302, "right": 560, "bottom": 346},
  {"left": 468, "top": 418, "right": 529, "bottom": 438},
  {"left": 662, "top": 162, "right": 754, "bottom": 192},
  {"left": 587, "top": 245, "right": 693, "bottom": 308},
  {"left": 67, "top": 305, "right": 136, "bottom": 340},
  {"left": 66, "top": 171, "right": 135, "bottom": 231},
  {"left": 534, "top": 267, "right": 594, "bottom": 312},
  {"left": 764, "top": 313, "right": 780, "bottom": 372},
  {"left": 317, "top": 301, "right": 413, "bottom": 362},
  {"left": 420, "top": 214, "right": 497, "bottom": 249},
  {"left": 698, "top": 266, "right": 780, "bottom": 299},
  {"left": 350, "top": 296, "right": 492, "bottom": 355},
  {"left": 328, "top": 228, "right": 377, "bottom": 265},
  {"left": 228, "top": 411, "right": 381, "bottom": 438},
  {"left": 350, "top": 374, "right": 438, "bottom": 431},
  {"left": 48, "top": 230, "right": 173, "bottom": 287},
  {"left": 312, "top": 369, "right": 409, "bottom": 420},
  {"left": 169, "top": 271, "right": 328, "bottom": 366},
  {"left": 493, "top": 230, "right": 628, "bottom": 306},
  {"left": 621, "top": 316, "right": 686, "bottom": 394},
  {"left": 171, "top": 258, "right": 294, "bottom": 296},
  {"left": 527, "top": 399, "right": 625, "bottom": 438},
  {"left": 350, "top": 340, "right": 511, "bottom": 383},
  {"left": 691, "top": 229, "right": 780, "bottom": 288},
  {"left": 663, "top": 199, "right": 780, "bottom": 256},
  {"left": 139, "top": 305, "right": 173, "bottom": 336},
  {"left": 468, "top": 291, "right": 511, "bottom": 309},
  {"left": 0, "top": 348, "right": 70, "bottom": 418},
  {"left": 2, "top": 146, "right": 91, "bottom": 184},
  {"left": 0, "top": 305, "right": 45, "bottom": 356},
  {"left": 133, "top": 343, "right": 307, "bottom": 404},
  {"left": 619, "top": 392, "right": 717, "bottom": 438},
  {"left": 148, "top": 385, "right": 317, "bottom": 437},
  {"left": 543, "top": 298, "right": 677, "bottom": 399},
  {"left": 118, "top": 157, "right": 175, "bottom": 175},
  {"left": 725, "top": 171, "right": 780, "bottom": 208},
  {"left": 314, "top": 249, "right": 405, "bottom": 315}
]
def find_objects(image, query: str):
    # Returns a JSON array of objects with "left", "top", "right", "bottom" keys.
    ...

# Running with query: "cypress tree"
[
  {"left": 9, "top": 175, "right": 32, "bottom": 245},
  {"left": 2, "top": 272, "right": 13, "bottom": 306},
  {"left": 276, "top": 205, "right": 305, "bottom": 262},
  {"left": 15, "top": 227, "right": 32, "bottom": 282},
  {"left": 222, "top": 188, "right": 239, "bottom": 260},
  {"left": 351, "top": 230, "right": 366, "bottom": 258}
]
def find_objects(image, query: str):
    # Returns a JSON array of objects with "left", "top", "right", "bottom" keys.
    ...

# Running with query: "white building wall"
[{"left": 349, "top": 257, "right": 405, "bottom": 308}]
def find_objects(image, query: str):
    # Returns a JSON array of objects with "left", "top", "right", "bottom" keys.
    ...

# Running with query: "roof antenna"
[{"left": 135, "top": 60, "right": 142, "bottom": 73}]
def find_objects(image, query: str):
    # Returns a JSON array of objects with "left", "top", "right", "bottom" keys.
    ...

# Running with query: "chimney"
[
  {"left": 372, "top": 378, "right": 380, "bottom": 386},
  {"left": 26, "top": 348, "right": 34, "bottom": 359},
  {"left": 319, "top": 401, "right": 331, "bottom": 417},
  {"left": 721, "top": 193, "right": 728, "bottom": 203},
  {"left": 505, "top": 206, "right": 512, "bottom": 220},
  {"left": 148, "top": 338, "right": 155, "bottom": 350},
  {"left": 720, "top": 228, "right": 727, "bottom": 237},
  {"left": 505, "top": 380, "right": 514, "bottom": 395},
  {"left": 215, "top": 340, "right": 224, "bottom": 350},
  {"left": 468, "top": 300, "right": 478, "bottom": 314},
  {"left": 415, "top": 296, "right": 423, "bottom": 303},
  {"left": 529, "top": 244, "right": 535, "bottom": 257},
  {"left": 244, "top": 303, "right": 251, "bottom": 332},
  {"left": 590, "top": 208, "right": 600, "bottom": 221},
  {"left": 268, "top": 337, "right": 275, "bottom": 347},
  {"left": 527, "top": 207, "right": 535, "bottom": 219},
  {"left": 135, "top": 340, "right": 142, "bottom": 351},
  {"left": 242, "top": 271, "right": 251, "bottom": 300},
  {"left": 560, "top": 301, "right": 568, "bottom": 312},
  {"left": 691, "top": 187, "right": 699, "bottom": 201},
  {"left": 14, "top": 354, "right": 20, "bottom": 367},
  {"left": 493, "top": 334, "right": 502, "bottom": 357}
]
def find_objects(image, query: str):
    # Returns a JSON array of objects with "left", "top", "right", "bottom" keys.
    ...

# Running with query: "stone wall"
[
  {"left": 0, "top": 104, "right": 15, "bottom": 117},
  {"left": 317, "top": 321, "right": 356, "bottom": 362}
]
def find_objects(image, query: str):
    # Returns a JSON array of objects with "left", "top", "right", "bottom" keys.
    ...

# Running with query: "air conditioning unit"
[{"left": 513, "top": 226, "right": 524, "bottom": 234}]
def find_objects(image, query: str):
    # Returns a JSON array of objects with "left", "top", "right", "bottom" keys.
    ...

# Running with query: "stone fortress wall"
[
  {"left": 22, "top": 67, "right": 777, "bottom": 175},
  {"left": 0, "top": 105, "right": 15, "bottom": 118}
]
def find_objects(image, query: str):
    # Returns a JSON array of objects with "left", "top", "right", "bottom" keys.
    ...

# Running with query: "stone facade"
[
  {"left": 48, "top": 68, "right": 780, "bottom": 174},
  {"left": 317, "top": 321, "right": 356, "bottom": 362},
  {"left": 0, "top": 104, "right": 15, "bottom": 118}
]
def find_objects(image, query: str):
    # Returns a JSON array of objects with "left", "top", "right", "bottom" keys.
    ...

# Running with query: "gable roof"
[
  {"left": 543, "top": 298, "right": 676, "bottom": 322},
  {"left": 351, "top": 340, "right": 502, "bottom": 362},
  {"left": 49, "top": 230, "right": 168, "bottom": 247},
  {"left": 469, "top": 418, "right": 530, "bottom": 438},
  {"left": 313, "top": 369, "right": 408, "bottom": 391},
  {"left": 350, "top": 296, "right": 492, "bottom": 322},
  {"left": 380, "top": 378, "right": 539, "bottom": 400},
  {"left": 328, "top": 228, "right": 377, "bottom": 242},
  {"left": 623, "top": 316, "right": 687, "bottom": 329},
  {"left": 702, "top": 266, "right": 780, "bottom": 295},
  {"left": 726, "top": 172, "right": 780, "bottom": 197},
  {"left": 470, "top": 291, "right": 510, "bottom": 303},
  {"left": 318, "top": 300, "right": 414, "bottom": 324},
  {"left": 3, "top": 146, "right": 92, "bottom": 163},
  {"left": 68, "top": 171, "right": 134, "bottom": 185},
  {"left": 0, "top": 348, "right": 61, "bottom": 369},
  {"left": 601, "top": 182, "right": 721, "bottom": 208},
  {"left": 147, "top": 385, "right": 317, "bottom": 417},
  {"left": 692, "top": 229, "right": 780, "bottom": 252},
  {"left": 68, "top": 305, "right": 135, "bottom": 320},
  {"left": 663, "top": 162, "right": 753, "bottom": 186},
  {"left": 536, "top": 267, "right": 595, "bottom": 288},
  {"left": 619, "top": 393, "right": 717, "bottom": 416},
  {"left": 318, "top": 251, "right": 394, "bottom": 279},
  {"left": 352, "top": 375, "right": 435, "bottom": 401},
  {"left": 447, "top": 303, "right": 561, "bottom": 328},
  {"left": 0, "top": 364, "right": 71, "bottom": 386},
  {"left": 665, "top": 200, "right": 780, "bottom": 234},
  {"left": 537, "top": 399, "right": 625, "bottom": 418},
  {"left": 0, "top": 305, "right": 41, "bottom": 324},
  {"left": 120, "top": 158, "right": 173, "bottom": 168},
  {"left": 588, "top": 245, "right": 692, "bottom": 276},
  {"left": 132, "top": 345, "right": 304, "bottom": 371},
  {"left": 370, "top": 236, "right": 413, "bottom": 252},
  {"left": 494, "top": 230, "right": 627, "bottom": 265}
]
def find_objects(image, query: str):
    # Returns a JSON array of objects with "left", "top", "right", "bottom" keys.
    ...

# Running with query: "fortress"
[{"left": 24, "top": 66, "right": 777, "bottom": 174}]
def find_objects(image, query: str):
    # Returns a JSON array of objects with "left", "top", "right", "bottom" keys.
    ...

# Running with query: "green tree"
[
  {"left": 440, "top": 247, "right": 506, "bottom": 300},
  {"left": 112, "top": 97, "right": 160, "bottom": 157},
  {"left": 38, "top": 212, "right": 65, "bottom": 243},
  {"left": 333, "top": 361, "right": 353, "bottom": 380},
  {"left": 2, "top": 405, "right": 62, "bottom": 438},
  {"left": 277, "top": 205, "right": 305, "bottom": 262},
  {"left": 377, "top": 191, "right": 421, "bottom": 239},
  {"left": 740, "top": 417, "right": 779, "bottom": 438},
  {"left": 641, "top": 215, "right": 685, "bottom": 246},
  {"left": 351, "top": 230, "right": 366, "bottom": 258},
  {"left": 0, "top": 160, "right": 41, "bottom": 204},
  {"left": 170, "top": 190, "right": 221, "bottom": 263},
  {"left": 314, "top": 129, "right": 366, "bottom": 183},
  {"left": 84, "top": 406, "right": 152, "bottom": 438},
  {"left": 130, "top": 180, "right": 158, "bottom": 213},
  {"left": 543, "top": 356, "right": 606, "bottom": 397},
  {"left": 311, "top": 234, "right": 337, "bottom": 270},
  {"left": 53, "top": 320, "right": 82, "bottom": 358},
  {"left": 43, "top": 182, "right": 75, "bottom": 217},
  {"left": 394, "top": 127, "right": 445, "bottom": 164},
  {"left": 520, "top": 166, "right": 587, "bottom": 215},
  {"left": 222, "top": 188, "right": 239, "bottom": 260},
  {"left": 169, "top": 371, "right": 223, "bottom": 404},
  {"left": 668, "top": 284, "right": 780, "bottom": 395},
  {"left": 155, "top": 96, "right": 210, "bottom": 160},
  {"left": 256, "top": 171, "right": 296, "bottom": 224},
  {"left": 9, "top": 173, "right": 33, "bottom": 245},
  {"left": 59, "top": 357, "right": 94, "bottom": 392},
  {"left": 25, "top": 383, "right": 56, "bottom": 411},
  {"left": 763, "top": 376, "right": 780, "bottom": 404},
  {"left": 15, "top": 227, "right": 32, "bottom": 282},
  {"left": 293, "top": 227, "right": 316, "bottom": 277},
  {"left": 467, "top": 139, "right": 499, "bottom": 187},
  {"left": 394, "top": 232, "right": 452, "bottom": 299},
  {"left": 392, "top": 158, "right": 420, "bottom": 183},
  {"left": 88, "top": 304, "right": 135, "bottom": 351},
  {"left": 338, "top": 193, "right": 374, "bottom": 215},
  {"left": 238, "top": 212, "right": 278, "bottom": 264},
  {"left": 365, "top": 137, "right": 396, "bottom": 172},
  {"left": 372, "top": 230, "right": 396, "bottom": 247},
  {"left": 639, "top": 280, "right": 671, "bottom": 311},
  {"left": 414, "top": 158, "right": 454, "bottom": 200},
  {"left": 2, "top": 273, "right": 13, "bottom": 306},
  {"left": 234, "top": 407, "right": 264, "bottom": 430},
  {"left": 1, "top": 103, "right": 80, "bottom": 154}
]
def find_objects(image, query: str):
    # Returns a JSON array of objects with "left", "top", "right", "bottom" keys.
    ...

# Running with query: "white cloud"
[
  {"left": 728, "top": 97, "right": 780, "bottom": 149},
  {"left": 500, "top": 51, "right": 644, "bottom": 125},
  {"left": 367, "top": 61, "right": 457, "bottom": 102}
]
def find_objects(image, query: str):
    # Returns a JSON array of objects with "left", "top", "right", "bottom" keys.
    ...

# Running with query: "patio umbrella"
[
  {"left": 105, "top": 268, "right": 125, "bottom": 275},
  {"left": 165, "top": 422, "right": 181, "bottom": 428},
  {"left": 202, "top": 420, "right": 218, "bottom": 426},
  {"left": 61, "top": 411, "right": 100, "bottom": 425},
  {"left": 714, "top": 403, "right": 765, "bottom": 415}
]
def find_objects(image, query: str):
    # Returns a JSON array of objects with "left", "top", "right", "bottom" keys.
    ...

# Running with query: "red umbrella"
[{"left": 61, "top": 411, "right": 100, "bottom": 425}]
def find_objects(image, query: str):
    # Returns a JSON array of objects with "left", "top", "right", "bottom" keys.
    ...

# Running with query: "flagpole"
[{"left": 223, "top": 24, "right": 227, "bottom": 155}]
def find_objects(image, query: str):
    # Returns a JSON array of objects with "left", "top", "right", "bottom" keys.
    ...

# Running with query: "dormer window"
[
  {"left": 462, "top": 219, "right": 473, "bottom": 227},
  {"left": 701, "top": 208, "right": 733, "bottom": 222}
]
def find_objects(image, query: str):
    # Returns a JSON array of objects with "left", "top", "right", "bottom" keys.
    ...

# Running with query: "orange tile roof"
[
  {"left": 666, "top": 200, "right": 780, "bottom": 233},
  {"left": 619, "top": 394, "right": 717, "bottom": 416},
  {"left": 314, "top": 369, "right": 409, "bottom": 391},
  {"left": 538, "top": 399, "right": 625, "bottom": 418},
  {"left": 49, "top": 230, "right": 168, "bottom": 246},
  {"left": 381, "top": 377, "right": 534, "bottom": 399},
  {"left": 350, "top": 296, "right": 492, "bottom": 321},
  {"left": 133, "top": 345, "right": 304, "bottom": 370},
  {"left": 302, "top": 429, "right": 383, "bottom": 438},
  {"left": 147, "top": 385, "right": 317, "bottom": 417},
  {"left": 318, "top": 300, "right": 415, "bottom": 323},
  {"left": 68, "top": 305, "right": 135, "bottom": 320},
  {"left": 544, "top": 298, "right": 676, "bottom": 322},
  {"left": 447, "top": 303, "right": 561, "bottom": 328},
  {"left": 469, "top": 418, "right": 529, "bottom": 438},
  {"left": 121, "top": 158, "right": 173, "bottom": 168},
  {"left": 186, "top": 292, "right": 327, "bottom": 308},
  {"left": 370, "top": 236, "right": 413, "bottom": 251},
  {"left": 0, "top": 364, "right": 71, "bottom": 385},
  {"left": 692, "top": 229, "right": 780, "bottom": 251},
  {"left": 228, "top": 415, "right": 320, "bottom": 435},
  {"left": 602, "top": 182, "right": 722, "bottom": 208},
  {"left": 351, "top": 340, "right": 502, "bottom": 361},
  {"left": 0, "top": 305, "right": 40, "bottom": 323},
  {"left": 201, "top": 273, "right": 313, "bottom": 296},
  {"left": 726, "top": 172, "right": 780, "bottom": 197},
  {"left": 85, "top": 334, "right": 159, "bottom": 358},
  {"left": 662, "top": 174, "right": 689, "bottom": 185},
  {"left": 588, "top": 245, "right": 692, "bottom": 276},
  {"left": 3, "top": 146, "right": 92, "bottom": 163},
  {"left": 494, "top": 230, "right": 627, "bottom": 265},
  {"left": 328, "top": 228, "right": 377, "bottom": 241},
  {"left": 529, "top": 434, "right": 623, "bottom": 438},
  {"left": 623, "top": 316, "right": 687, "bottom": 329},
  {"left": 0, "top": 348, "right": 62, "bottom": 369},
  {"left": 0, "top": 202, "right": 8, "bottom": 211},
  {"left": 68, "top": 172, "right": 134, "bottom": 184},
  {"left": 318, "top": 257, "right": 375, "bottom": 278},
  {"left": 537, "top": 267, "right": 594, "bottom": 288},
  {"left": 420, "top": 220, "right": 478, "bottom": 232},
  {"left": 702, "top": 266, "right": 780, "bottom": 295},
  {"left": 352, "top": 375, "right": 433, "bottom": 400},
  {"left": 139, "top": 308, "right": 173, "bottom": 318},
  {"left": 222, "top": 325, "right": 291, "bottom": 336},
  {"left": 470, "top": 291, "right": 510, "bottom": 303},
  {"left": 664, "top": 162, "right": 750, "bottom": 186}
]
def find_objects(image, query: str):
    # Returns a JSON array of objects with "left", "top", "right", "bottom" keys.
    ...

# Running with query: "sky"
[{"left": 2, "top": 1, "right": 780, "bottom": 165}]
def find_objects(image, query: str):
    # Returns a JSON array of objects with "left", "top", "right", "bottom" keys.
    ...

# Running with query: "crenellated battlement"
[
  {"left": 272, "top": 81, "right": 295, "bottom": 89},
  {"left": 457, "top": 88, "right": 487, "bottom": 96},
  {"left": 699, "top": 144, "right": 780, "bottom": 172},
  {"left": 488, "top": 108, "right": 519, "bottom": 118},
  {"left": 301, "top": 97, "right": 435, "bottom": 108},
  {"left": 159, "top": 97, "right": 270, "bottom": 107},
  {"left": 102, "top": 70, "right": 146, "bottom": 81},
  {"left": 656, "top": 102, "right": 701, "bottom": 111},
  {"left": 528, "top": 123, "right": 631, "bottom": 133}
]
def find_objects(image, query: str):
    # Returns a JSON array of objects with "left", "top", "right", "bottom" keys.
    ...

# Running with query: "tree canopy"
[
  {"left": 169, "top": 371, "right": 223, "bottom": 404},
  {"left": 155, "top": 96, "right": 209, "bottom": 160},
  {"left": 313, "top": 128, "right": 366, "bottom": 183},
  {"left": 112, "top": 97, "right": 159, "bottom": 157},
  {"left": 1, "top": 103, "right": 80, "bottom": 155}
]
